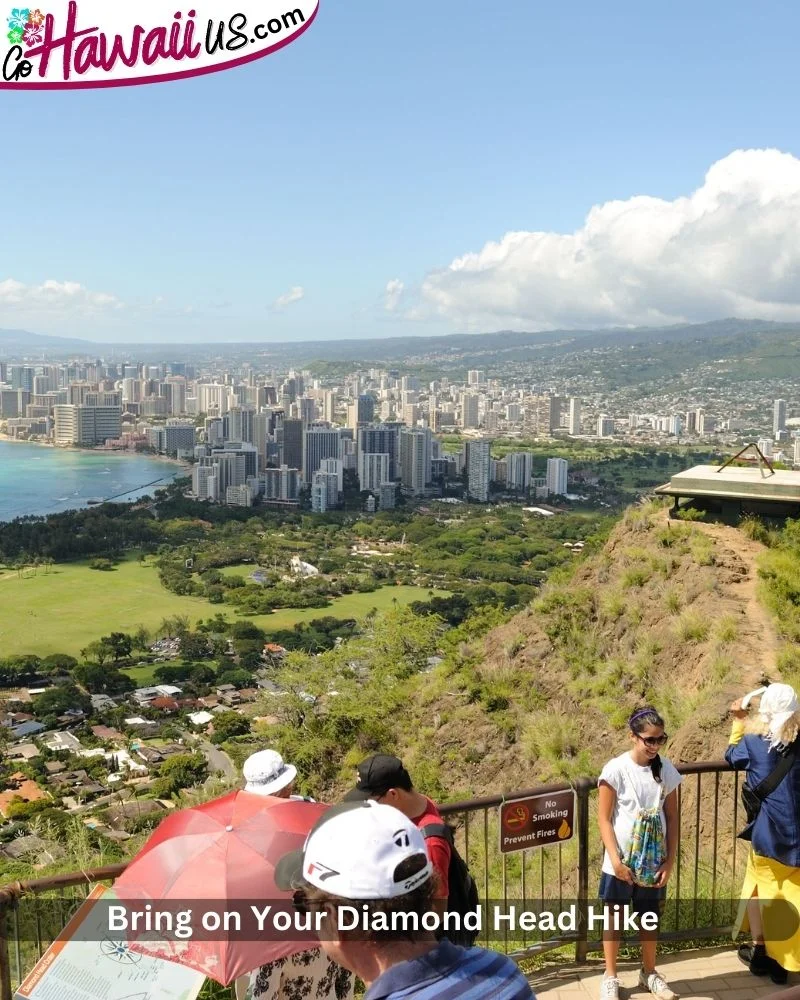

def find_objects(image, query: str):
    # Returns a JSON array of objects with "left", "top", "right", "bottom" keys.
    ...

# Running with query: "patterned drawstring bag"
[{"left": 622, "top": 772, "right": 666, "bottom": 887}]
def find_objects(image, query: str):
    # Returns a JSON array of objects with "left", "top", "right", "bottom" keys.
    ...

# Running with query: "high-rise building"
[
  {"left": 794, "top": 438, "right": 800, "bottom": 466},
  {"left": 9, "top": 366, "right": 34, "bottom": 393},
  {"left": 506, "top": 452, "right": 533, "bottom": 492},
  {"left": 774, "top": 399, "right": 787, "bottom": 436},
  {"left": 399, "top": 428, "right": 431, "bottom": 495},
  {"left": 546, "top": 457, "right": 568, "bottom": 496},
  {"left": 467, "top": 370, "right": 486, "bottom": 386},
  {"left": 359, "top": 424, "right": 402, "bottom": 480},
  {"left": 303, "top": 426, "right": 341, "bottom": 483},
  {"left": 597, "top": 415, "right": 614, "bottom": 437},
  {"left": 466, "top": 439, "right": 491, "bottom": 502},
  {"left": 322, "top": 390, "right": 337, "bottom": 424},
  {"left": 225, "top": 406, "right": 256, "bottom": 444},
  {"left": 264, "top": 465, "right": 300, "bottom": 502},
  {"left": 568, "top": 398, "right": 582, "bottom": 436},
  {"left": 53, "top": 404, "right": 122, "bottom": 446},
  {"left": 281, "top": 418, "right": 304, "bottom": 473},
  {"left": 460, "top": 393, "right": 480, "bottom": 429},
  {"left": 358, "top": 452, "right": 390, "bottom": 492},
  {"left": 347, "top": 394, "right": 375, "bottom": 429},
  {"left": 685, "top": 410, "right": 697, "bottom": 433},
  {"left": 311, "top": 470, "right": 339, "bottom": 512}
]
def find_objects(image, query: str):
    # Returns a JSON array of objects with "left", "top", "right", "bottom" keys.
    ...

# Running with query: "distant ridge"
[{"left": 0, "top": 317, "right": 792, "bottom": 362}]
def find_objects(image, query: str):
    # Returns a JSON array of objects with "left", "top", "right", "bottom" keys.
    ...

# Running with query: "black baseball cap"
[{"left": 343, "top": 754, "right": 411, "bottom": 802}]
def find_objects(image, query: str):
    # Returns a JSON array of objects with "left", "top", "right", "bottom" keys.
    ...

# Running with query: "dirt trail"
[{"left": 689, "top": 515, "right": 780, "bottom": 685}]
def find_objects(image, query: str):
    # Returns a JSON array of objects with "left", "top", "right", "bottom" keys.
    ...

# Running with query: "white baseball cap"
[
  {"left": 243, "top": 749, "right": 297, "bottom": 796},
  {"left": 275, "top": 800, "right": 432, "bottom": 899}
]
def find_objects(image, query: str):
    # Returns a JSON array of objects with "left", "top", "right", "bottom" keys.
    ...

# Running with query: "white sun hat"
[
  {"left": 242, "top": 749, "right": 297, "bottom": 796},
  {"left": 275, "top": 800, "right": 432, "bottom": 899},
  {"left": 758, "top": 683, "right": 799, "bottom": 749}
]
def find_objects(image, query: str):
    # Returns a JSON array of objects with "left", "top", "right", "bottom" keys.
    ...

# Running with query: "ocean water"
[{"left": 0, "top": 441, "right": 183, "bottom": 522}]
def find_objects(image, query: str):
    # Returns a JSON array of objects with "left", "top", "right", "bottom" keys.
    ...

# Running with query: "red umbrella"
[{"left": 114, "top": 790, "right": 328, "bottom": 985}]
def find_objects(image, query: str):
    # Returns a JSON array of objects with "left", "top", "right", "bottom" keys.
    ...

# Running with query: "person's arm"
[
  {"left": 725, "top": 699, "right": 750, "bottom": 768},
  {"left": 654, "top": 788, "right": 678, "bottom": 888},
  {"left": 597, "top": 780, "right": 632, "bottom": 883},
  {"left": 425, "top": 836, "right": 450, "bottom": 917}
]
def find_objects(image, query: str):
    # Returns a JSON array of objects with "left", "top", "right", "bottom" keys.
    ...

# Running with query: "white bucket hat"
[
  {"left": 758, "top": 683, "right": 799, "bottom": 749},
  {"left": 243, "top": 749, "right": 297, "bottom": 796}
]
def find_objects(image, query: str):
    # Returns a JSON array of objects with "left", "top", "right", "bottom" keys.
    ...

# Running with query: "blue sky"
[{"left": 3, "top": 0, "right": 800, "bottom": 343}]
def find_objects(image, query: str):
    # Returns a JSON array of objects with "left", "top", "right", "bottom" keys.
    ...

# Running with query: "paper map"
[{"left": 15, "top": 885, "right": 205, "bottom": 1000}]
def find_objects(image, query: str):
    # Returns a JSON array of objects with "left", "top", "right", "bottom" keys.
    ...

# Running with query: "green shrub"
[
  {"left": 675, "top": 611, "right": 710, "bottom": 643},
  {"left": 714, "top": 615, "right": 738, "bottom": 644}
]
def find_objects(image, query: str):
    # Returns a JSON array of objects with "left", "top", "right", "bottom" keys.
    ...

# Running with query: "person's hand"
[
  {"left": 653, "top": 861, "right": 673, "bottom": 888},
  {"left": 729, "top": 698, "right": 748, "bottom": 719},
  {"left": 613, "top": 859, "right": 634, "bottom": 884}
]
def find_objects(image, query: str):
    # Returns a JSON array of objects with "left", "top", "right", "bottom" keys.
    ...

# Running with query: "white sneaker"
[
  {"left": 638, "top": 969, "right": 678, "bottom": 999},
  {"left": 600, "top": 974, "right": 620, "bottom": 999}
]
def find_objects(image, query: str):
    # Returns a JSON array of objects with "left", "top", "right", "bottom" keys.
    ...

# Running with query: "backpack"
[{"left": 421, "top": 822, "right": 480, "bottom": 947}]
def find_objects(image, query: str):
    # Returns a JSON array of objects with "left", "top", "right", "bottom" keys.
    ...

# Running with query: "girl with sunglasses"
[{"left": 596, "top": 706, "right": 683, "bottom": 1000}]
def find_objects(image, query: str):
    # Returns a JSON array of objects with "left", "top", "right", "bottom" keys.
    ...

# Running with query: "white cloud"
[
  {"left": 384, "top": 278, "right": 404, "bottom": 312},
  {"left": 0, "top": 278, "right": 123, "bottom": 313},
  {"left": 417, "top": 149, "right": 800, "bottom": 331},
  {"left": 272, "top": 286, "right": 305, "bottom": 310}
]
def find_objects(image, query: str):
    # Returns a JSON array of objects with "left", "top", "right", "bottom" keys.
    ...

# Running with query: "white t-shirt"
[{"left": 598, "top": 751, "right": 682, "bottom": 876}]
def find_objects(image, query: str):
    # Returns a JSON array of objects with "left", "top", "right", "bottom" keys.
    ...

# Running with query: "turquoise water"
[{"left": 0, "top": 441, "right": 183, "bottom": 522}]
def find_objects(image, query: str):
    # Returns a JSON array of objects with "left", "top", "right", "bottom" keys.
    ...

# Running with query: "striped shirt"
[{"left": 365, "top": 940, "right": 534, "bottom": 1000}]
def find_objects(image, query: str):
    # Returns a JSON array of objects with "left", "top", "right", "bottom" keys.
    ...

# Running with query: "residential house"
[
  {"left": 43, "top": 761, "right": 66, "bottom": 775},
  {"left": 188, "top": 710, "right": 214, "bottom": 728},
  {"left": 4, "top": 743, "right": 40, "bottom": 762},
  {"left": 1, "top": 835, "right": 64, "bottom": 864},
  {"left": 90, "top": 694, "right": 117, "bottom": 712},
  {"left": 40, "top": 731, "right": 83, "bottom": 753},
  {"left": 0, "top": 773, "right": 49, "bottom": 818},
  {"left": 150, "top": 697, "right": 180, "bottom": 714},
  {"left": 91, "top": 725, "right": 124, "bottom": 742},
  {"left": 103, "top": 799, "right": 166, "bottom": 831},
  {"left": 10, "top": 721, "right": 45, "bottom": 740}
]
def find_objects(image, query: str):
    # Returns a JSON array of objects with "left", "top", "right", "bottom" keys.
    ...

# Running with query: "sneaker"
[
  {"left": 638, "top": 969, "right": 678, "bottom": 999},
  {"left": 737, "top": 943, "right": 771, "bottom": 975},
  {"left": 600, "top": 974, "right": 620, "bottom": 999}
]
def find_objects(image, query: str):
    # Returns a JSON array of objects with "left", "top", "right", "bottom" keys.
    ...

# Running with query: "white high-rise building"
[
  {"left": 264, "top": 465, "right": 299, "bottom": 501},
  {"left": 757, "top": 437, "right": 774, "bottom": 458},
  {"left": 468, "top": 370, "right": 486, "bottom": 386},
  {"left": 399, "top": 428, "right": 431, "bottom": 495},
  {"left": 358, "top": 452, "right": 390, "bottom": 493},
  {"left": 568, "top": 398, "right": 581, "bottom": 436},
  {"left": 322, "top": 390, "right": 337, "bottom": 424},
  {"left": 466, "top": 439, "right": 491, "bottom": 502},
  {"left": 311, "top": 470, "right": 339, "bottom": 512},
  {"left": 794, "top": 438, "right": 800, "bottom": 466},
  {"left": 546, "top": 457, "right": 568, "bottom": 496},
  {"left": 774, "top": 399, "right": 787, "bottom": 436}
]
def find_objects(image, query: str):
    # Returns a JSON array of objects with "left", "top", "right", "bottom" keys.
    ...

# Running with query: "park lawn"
[
  {"left": 121, "top": 663, "right": 159, "bottom": 686},
  {"left": 0, "top": 557, "right": 445, "bottom": 657}
]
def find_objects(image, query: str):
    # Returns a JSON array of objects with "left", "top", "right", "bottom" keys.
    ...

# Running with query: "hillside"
[{"left": 393, "top": 503, "right": 784, "bottom": 802}]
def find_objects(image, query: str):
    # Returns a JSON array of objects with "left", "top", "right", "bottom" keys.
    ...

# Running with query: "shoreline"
[{"left": 0, "top": 434, "right": 190, "bottom": 471}]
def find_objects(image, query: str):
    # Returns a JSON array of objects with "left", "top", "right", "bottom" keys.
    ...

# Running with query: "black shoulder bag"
[{"left": 738, "top": 739, "right": 798, "bottom": 841}]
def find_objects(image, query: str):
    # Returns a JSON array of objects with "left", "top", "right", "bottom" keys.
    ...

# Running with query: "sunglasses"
[{"left": 634, "top": 733, "right": 668, "bottom": 748}]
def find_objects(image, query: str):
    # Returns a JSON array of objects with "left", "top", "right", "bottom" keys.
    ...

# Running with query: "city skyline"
[{"left": 3, "top": 2, "right": 800, "bottom": 342}]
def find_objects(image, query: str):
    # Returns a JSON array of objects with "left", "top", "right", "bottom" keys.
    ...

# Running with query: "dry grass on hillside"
[{"left": 398, "top": 503, "right": 781, "bottom": 802}]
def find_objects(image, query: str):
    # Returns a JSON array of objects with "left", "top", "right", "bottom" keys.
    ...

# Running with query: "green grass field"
[{"left": 0, "top": 558, "right": 443, "bottom": 657}]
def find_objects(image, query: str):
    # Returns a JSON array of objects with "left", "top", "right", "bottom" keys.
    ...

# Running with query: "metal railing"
[{"left": 0, "top": 761, "right": 745, "bottom": 999}]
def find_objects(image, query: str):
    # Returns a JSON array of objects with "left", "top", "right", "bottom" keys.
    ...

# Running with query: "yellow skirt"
[{"left": 733, "top": 849, "right": 800, "bottom": 972}]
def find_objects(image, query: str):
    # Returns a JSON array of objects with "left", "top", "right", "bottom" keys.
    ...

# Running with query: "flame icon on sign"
[{"left": 558, "top": 819, "right": 571, "bottom": 839}]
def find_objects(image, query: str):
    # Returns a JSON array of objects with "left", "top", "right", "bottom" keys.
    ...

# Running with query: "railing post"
[
  {"left": 0, "top": 900, "right": 12, "bottom": 1000},
  {"left": 575, "top": 777, "right": 591, "bottom": 963}
]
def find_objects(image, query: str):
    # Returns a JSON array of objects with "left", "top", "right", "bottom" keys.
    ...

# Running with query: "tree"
[
  {"left": 32, "top": 683, "right": 91, "bottom": 725},
  {"left": 101, "top": 632, "right": 133, "bottom": 663},
  {"left": 40, "top": 653, "right": 78, "bottom": 675},
  {"left": 215, "top": 668, "right": 254, "bottom": 689},
  {"left": 152, "top": 752, "right": 209, "bottom": 798},
  {"left": 209, "top": 711, "right": 251, "bottom": 744},
  {"left": 179, "top": 631, "right": 211, "bottom": 662},
  {"left": 73, "top": 663, "right": 134, "bottom": 695},
  {"left": 81, "top": 640, "right": 111, "bottom": 666}
]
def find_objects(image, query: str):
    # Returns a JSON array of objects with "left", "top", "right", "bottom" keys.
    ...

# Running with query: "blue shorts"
[{"left": 598, "top": 873, "right": 665, "bottom": 918}]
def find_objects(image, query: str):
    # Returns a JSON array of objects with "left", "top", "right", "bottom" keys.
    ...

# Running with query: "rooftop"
[{"left": 656, "top": 464, "right": 800, "bottom": 502}]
